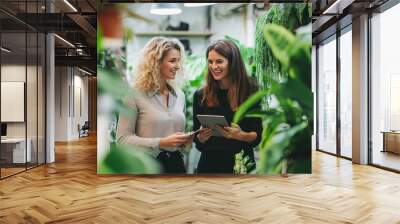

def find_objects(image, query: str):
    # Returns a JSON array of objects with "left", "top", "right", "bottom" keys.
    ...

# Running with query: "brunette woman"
[{"left": 193, "top": 40, "right": 262, "bottom": 173}]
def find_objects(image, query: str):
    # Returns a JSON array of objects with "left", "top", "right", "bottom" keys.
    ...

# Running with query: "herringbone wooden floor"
[{"left": 1, "top": 135, "right": 400, "bottom": 224}]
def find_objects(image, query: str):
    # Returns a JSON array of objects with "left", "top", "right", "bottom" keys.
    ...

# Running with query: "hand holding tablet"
[{"left": 196, "top": 115, "right": 229, "bottom": 137}]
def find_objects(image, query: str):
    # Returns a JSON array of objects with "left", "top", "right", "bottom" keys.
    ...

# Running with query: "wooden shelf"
[{"left": 135, "top": 31, "right": 213, "bottom": 37}]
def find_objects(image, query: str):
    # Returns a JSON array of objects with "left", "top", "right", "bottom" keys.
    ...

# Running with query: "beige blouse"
[{"left": 116, "top": 86, "right": 186, "bottom": 157}]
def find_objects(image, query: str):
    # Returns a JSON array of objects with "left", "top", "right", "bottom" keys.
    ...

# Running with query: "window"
[
  {"left": 0, "top": 1, "right": 47, "bottom": 179},
  {"left": 339, "top": 28, "right": 352, "bottom": 158},
  {"left": 370, "top": 2, "right": 400, "bottom": 171},
  {"left": 317, "top": 36, "right": 337, "bottom": 154}
]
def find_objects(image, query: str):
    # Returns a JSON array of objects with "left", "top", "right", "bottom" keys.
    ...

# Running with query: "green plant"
[
  {"left": 254, "top": 3, "right": 311, "bottom": 89},
  {"left": 98, "top": 48, "right": 130, "bottom": 142},
  {"left": 234, "top": 23, "right": 312, "bottom": 174},
  {"left": 234, "top": 150, "right": 256, "bottom": 174},
  {"left": 97, "top": 7, "right": 161, "bottom": 174},
  {"left": 99, "top": 144, "right": 161, "bottom": 174}
]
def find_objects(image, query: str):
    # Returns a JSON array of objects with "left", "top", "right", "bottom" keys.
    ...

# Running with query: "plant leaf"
[
  {"left": 233, "top": 89, "right": 269, "bottom": 124},
  {"left": 263, "top": 23, "right": 296, "bottom": 68},
  {"left": 99, "top": 144, "right": 161, "bottom": 174}
]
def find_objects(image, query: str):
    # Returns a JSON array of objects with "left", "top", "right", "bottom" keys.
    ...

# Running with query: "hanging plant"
[{"left": 254, "top": 3, "right": 311, "bottom": 89}]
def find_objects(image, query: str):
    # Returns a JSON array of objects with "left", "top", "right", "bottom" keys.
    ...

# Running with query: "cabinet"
[
  {"left": 382, "top": 131, "right": 400, "bottom": 154},
  {"left": 1, "top": 138, "right": 32, "bottom": 165}
]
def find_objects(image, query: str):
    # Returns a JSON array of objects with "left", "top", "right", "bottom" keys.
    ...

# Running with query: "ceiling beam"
[
  {"left": 67, "top": 14, "right": 97, "bottom": 46},
  {"left": 55, "top": 55, "right": 96, "bottom": 70}
]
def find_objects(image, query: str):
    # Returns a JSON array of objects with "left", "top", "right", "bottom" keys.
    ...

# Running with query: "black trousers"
[
  {"left": 156, "top": 151, "right": 186, "bottom": 174},
  {"left": 197, "top": 149, "right": 255, "bottom": 174},
  {"left": 197, "top": 151, "right": 235, "bottom": 173}
]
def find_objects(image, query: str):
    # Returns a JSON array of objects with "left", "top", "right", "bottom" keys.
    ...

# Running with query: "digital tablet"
[{"left": 196, "top": 115, "right": 229, "bottom": 137}]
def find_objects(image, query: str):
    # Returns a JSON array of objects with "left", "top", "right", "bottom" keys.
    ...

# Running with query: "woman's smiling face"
[
  {"left": 207, "top": 49, "right": 229, "bottom": 81},
  {"left": 160, "top": 48, "right": 181, "bottom": 80}
]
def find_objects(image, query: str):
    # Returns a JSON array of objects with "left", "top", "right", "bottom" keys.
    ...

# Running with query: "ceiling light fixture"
[
  {"left": 183, "top": 3, "right": 217, "bottom": 7},
  {"left": 322, "top": 0, "right": 353, "bottom": 15},
  {"left": 63, "top": 0, "right": 78, "bottom": 12},
  {"left": 1, "top": 47, "right": 11, "bottom": 53},
  {"left": 150, "top": 3, "right": 182, "bottom": 15},
  {"left": 54, "top": 34, "right": 75, "bottom": 48}
]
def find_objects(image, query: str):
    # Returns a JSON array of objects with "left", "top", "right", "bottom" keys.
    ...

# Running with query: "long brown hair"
[{"left": 202, "top": 39, "right": 255, "bottom": 110}]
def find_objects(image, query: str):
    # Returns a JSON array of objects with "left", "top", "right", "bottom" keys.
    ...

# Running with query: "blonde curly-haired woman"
[{"left": 117, "top": 37, "right": 192, "bottom": 173}]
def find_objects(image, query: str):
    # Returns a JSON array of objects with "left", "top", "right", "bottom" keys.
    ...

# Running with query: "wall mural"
[{"left": 97, "top": 3, "right": 312, "bottom": 174}]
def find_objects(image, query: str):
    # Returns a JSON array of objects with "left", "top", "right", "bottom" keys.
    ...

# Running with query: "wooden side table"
[{"left": 381, "top": 131, "right": 400, "bottom": 154}]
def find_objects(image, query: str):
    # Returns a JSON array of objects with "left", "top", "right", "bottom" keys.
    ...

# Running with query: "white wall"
[
  {"left": 210, "top": 4, "right": 254, "bottom": 44},
  {"left": 1, "top": 65, "right": 26, "bottom": 141},
  {"left": 73, "top": 73, "right": 89, "bottom": 138},
  {"left": 1, "top": 65, "right": 31, "bottom": 137},
  {"left": 55, "top": 66, "right": 68, "bottom": 141},
  {"left": 55, "top": 67, "right": 89, "bottom": 141}
]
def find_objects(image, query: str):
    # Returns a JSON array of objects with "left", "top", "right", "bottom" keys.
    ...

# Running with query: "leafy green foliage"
[
  {"left": 98, "top": 49, "right": 133, "bottom": 145},
  {"left": 97, "top": 67, "right": 136, "bottom": 117},
  {"left": 254, "top": 3, "right": 311, "bottom": 89},
  {"left": 233, "top": 89, "right": 269, "bottom": 124},
  {"left": 235, "top": 23, "right": 312, "bottom": 174},
  {"left": 263, "top": 24, "right": 312, "bottom": 116},
  {"left": 234, "top": 150, "right": 256, "bottom": 174},
  {"left": 99, "top": 144, "right": 161, "bottom": 174},
  {"left": 97, "top": 19, "right": 161, "bottom": 174},
  {"left": 97, "top": 25, "right": 103, "bottom": 55}
]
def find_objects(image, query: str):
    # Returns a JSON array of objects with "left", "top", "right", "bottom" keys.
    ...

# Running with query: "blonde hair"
[{"left": 133, "top": 37, "right": 185, "bottom": 92}]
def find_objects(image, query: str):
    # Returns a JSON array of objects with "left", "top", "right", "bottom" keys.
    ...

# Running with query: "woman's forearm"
[
  {"left": 238, "top": 131, "right": 257, "bottom": 143},
  {"left": 118, "top": 134, "right": 161, "bottom": 149}
]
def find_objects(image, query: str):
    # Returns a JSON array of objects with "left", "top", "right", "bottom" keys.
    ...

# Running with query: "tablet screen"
[{"left": 196, "top": 115, "right": 229, "bottom": 137}]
